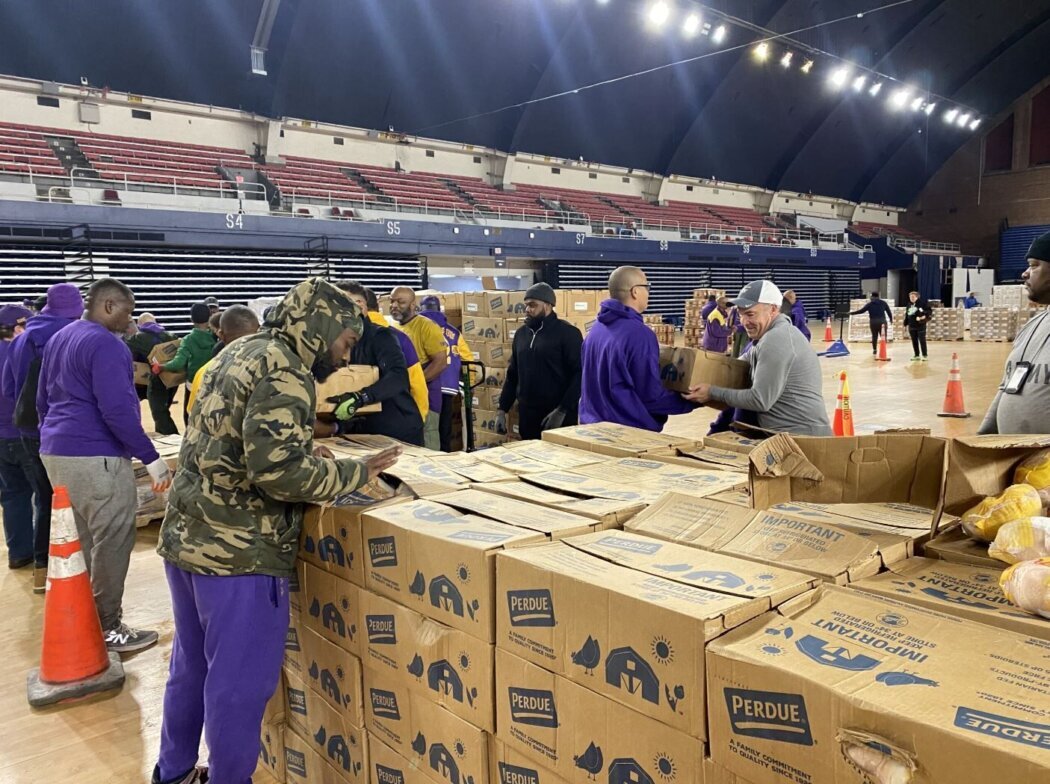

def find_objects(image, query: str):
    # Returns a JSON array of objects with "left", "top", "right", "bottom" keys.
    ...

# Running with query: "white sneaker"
[{"left": 104, "top": 623, "right": 159, "bottom": 653}]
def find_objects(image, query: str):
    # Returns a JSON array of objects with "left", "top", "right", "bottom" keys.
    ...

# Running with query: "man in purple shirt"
[
  {"left": 1, "top": 281, "right": 85, "bottom": 593},
  {"left": 0, "top": 304, "right": 34, "bottom": 569},
  {"left": 37, "top": 278, "right": 172, "bottom": 653}
]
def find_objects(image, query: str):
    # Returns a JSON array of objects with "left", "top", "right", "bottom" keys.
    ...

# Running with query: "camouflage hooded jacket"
[{"left": 157, "top": 278, "right": 366, "bottom": 577}]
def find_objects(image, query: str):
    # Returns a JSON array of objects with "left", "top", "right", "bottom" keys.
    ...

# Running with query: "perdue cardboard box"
[
  {"left": 298, "top": 562, "right": 365, "bottom": 657},
  {"left": 471, "top": 387, "right": 502, "bottom": 413},
  {"left": 316, "top": 367, "right": 383, "bottom": 415},
  {"left": 462, "top": 317, "right": 506, "bottom": 343},
  {"left": 301, "top": 499, "right": 409, "bottom": 588},
  {"left": 625, "top": 494, "right": 883, "bottom": 585},
  {"left": 706, "top": 585, "right": 1050, "bottom": 784},
  {"left": 849, "top": 556, "right": 1050, "bottom": 640},
  {"left": 495, "top": 649, "right": 706, "bottom": 784},
  {"left": 364, "top": 666, "right": 490, "bottom": 784},
  {"left": 289, "top": 624, "right": 367, "bottom": 728},
  {"left": 380, "top": 455, "right": 471, "bottom": 498},
  {"left": 558, "top": 289, "right": 598, "bottom": 315},
  {"left": 427, "top": 488, "right": 611, "bottom": 539},
  {"left": 369, "top": 733, "right": 433, "bottom": 784},
  {"left": 428, "top": 453, "right": 518, "bottom": 484},
  {"left": 474, "top": 480, "right": 644, "bottom": 526},
  {"left": 259, "top": 718, "right": 286, "bottom": 783},
  {"left": 360, "top": 588, "right": 495, "bottom": 732},
  {"left": 496, "top": 534, "right": 817, "bottom": 740},
  {"left": 501, "top": 441, "right": 608, "bottom": 470},
  {"left": 481, "top": 365, "right": 507, "bottom": 388},
  {"left": 285, "top": 671, "right": 369, "bottom": 784},
  {"left": 361, "top": 500, "right": 548, "bottom": 643},
  {"left": 542, "top": 423, "right": 701, "bottom": 458},
  {"left": 572, "top": 458, "right": 747, "bottom": 500},
  {"left": 652, "top": 445, "right": 752, "bottom": 474},
  {"left": 702, "top": 432, "right": 765, "bottom": 456},
  {"left": 472, "top": 449, "right": 571, "bottom": 476},
  {"left": 473, "top": 341, "right": 510, "bottom": 369},
  {"left": 284, "top": 723, "right": 363, "bottom": 784},
  {"left": 147, "top": 338, "right": 188, "bottom": 389},
  {"left": 520, "top": 470, "right": 667, "bottom": 506},
  {"left": 489, "top": 737, "right": 573, "bottom": 784},
  {"left": 658, "top": 347, "right": 749, "bottom": 401},
  {"left": 463, "top": 291, "right": 527, "bottom": 317}
]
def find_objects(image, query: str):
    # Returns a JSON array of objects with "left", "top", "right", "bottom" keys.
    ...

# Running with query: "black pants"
[
  {"left": 869, "top": 322, "right": 885, "bottom": 353},
  {"left": 518, "top": 404, "right": 578, "bottom": 441},
  {"left": 19, "top": 437, "right": 52, "bottom": 567},
  {"left": 438, "top": 393, "right": 457, "bottom": 452},
  {"left": 910, "top": 328, "right": 928, "bottom": 358},
  {"left": 148, "top": 377, "right": 179, "bottom": 435}
]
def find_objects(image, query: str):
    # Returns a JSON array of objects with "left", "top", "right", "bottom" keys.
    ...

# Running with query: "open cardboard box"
[{"left": 659, "top": 346, "right": 749, "bottom": 403}]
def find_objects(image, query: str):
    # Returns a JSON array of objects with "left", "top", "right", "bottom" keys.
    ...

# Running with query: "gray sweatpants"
[{"left": 40, "top": 454, "right": 137, "bottom": 631}]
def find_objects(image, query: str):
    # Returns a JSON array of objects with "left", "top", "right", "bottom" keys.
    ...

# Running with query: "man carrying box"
[
  {"left": 152, "top": 303, "right": 217, "bottom": 425},
  {"left": 685, "top": 280, "right": 832, "bottom": 436},
  {"left": 126, "top": 313, "right": 179, "bottom": 435},
  {"left": 153, "top": 278, "right": 401, "bottom": 784}
]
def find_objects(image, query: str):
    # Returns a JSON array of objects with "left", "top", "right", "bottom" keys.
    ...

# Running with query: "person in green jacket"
[
  {"left": 153, "top": 303, "right": 217, "bottom": 425},
  {"left": 126, "top": 313, "right": 179, "bottom": 435}
]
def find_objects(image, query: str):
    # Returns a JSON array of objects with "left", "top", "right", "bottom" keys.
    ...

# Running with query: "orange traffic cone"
[
  {"left": 27, "top": 486, "right": 124, "bottom": 707},
  {"left": 833, "top": 371, "right": 855, "bottom": 436},
  {"left": 823, "top": 317, "right": 834, "bottom": 342},
  {"left": 875, "top": 324, "right": 891, "bottom": 362},
  {"left": 937, "top": 352, "right": 971, "bottom": 418}
]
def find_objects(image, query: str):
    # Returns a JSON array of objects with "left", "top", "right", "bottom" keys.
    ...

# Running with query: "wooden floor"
[{"left": 0, "top": 337, "right": 1012, "bottom": 783}]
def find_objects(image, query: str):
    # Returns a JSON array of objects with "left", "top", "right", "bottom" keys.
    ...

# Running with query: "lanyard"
[{"left": 1016, "top": 311, "right": 1050, "bottom": 363}]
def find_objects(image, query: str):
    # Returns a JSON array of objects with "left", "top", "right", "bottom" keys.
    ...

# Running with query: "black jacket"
[
  {"left": 903, "top": 298, "right": 933, "bottom": 330},
  {"left": 500, "top": 312, "right": 583, "bottom": 414},
  {"left": 850, "top": 299, "right": 892, "bottom": 323},
  {"left": 344, "top": 319, "right": 424, "bottom": 444}
]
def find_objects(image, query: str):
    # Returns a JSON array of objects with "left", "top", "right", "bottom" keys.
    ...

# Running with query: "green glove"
[{"left": 328, "top": 392, "right": 365, "bottom": 421}]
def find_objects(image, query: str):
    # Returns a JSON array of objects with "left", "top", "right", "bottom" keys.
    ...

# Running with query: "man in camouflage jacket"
[{"left": 153, "top": 278, "right": 400, "bottom": 784}]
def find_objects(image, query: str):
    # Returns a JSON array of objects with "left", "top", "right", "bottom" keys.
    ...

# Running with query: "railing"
[
  {"left": 68, "top": 167, "right": 266, "bottom": 201},
  {"left": 892, "top": 237, "right": 962, "bottom": 254},
  {"left": 685, "top": 222, "right": 819, "bottom": 247},
  {"left": 471, "top": 204, "right": 589, "bottom": 226},
  {"left": 598, "top": 216, "right": 682, "bottom": 236}
]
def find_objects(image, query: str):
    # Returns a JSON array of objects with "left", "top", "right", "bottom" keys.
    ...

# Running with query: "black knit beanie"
[
  {"left": 1027, "top": 231, "right": 1050, "bottom": 263},
  {"left": 524, "top": 283, "right": 556, "bottom": 307}
]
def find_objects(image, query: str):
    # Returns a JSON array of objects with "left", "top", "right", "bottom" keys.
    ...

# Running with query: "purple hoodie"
[
  {"left": 790, "top": 300, "right": 811, "bottom": 340},
  {"left": 579, "top": 299, "right": 694, "bottom": 431},
  {"left": 702, "top": 306, "right": 732, "bottom": 353},
  {"left": 37, "top": 319, "right": 159, "bottom": 463},
  {"left": 420, "top": 311, "right": 463, "bottom": 397},
  {"left": 1, "top": 313, "right": 80, "bottom": 436},
  {"left": 0, "top": 341, "right": 20, "bottom": 440}
]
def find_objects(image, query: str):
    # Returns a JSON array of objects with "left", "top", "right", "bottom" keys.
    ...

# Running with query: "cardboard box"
[
  {"left": 489, "top": 738, "right": 572, "bottom": 784},
  {"left": 542, "top": 423, "right": 701, "bottom": 458},
  {"left": 943, "top": 435, "right": 1050, "bottom": 516},
  {"left": 474, "top": 480, "right": 644, "bottom": 526},
  {"left": 427, "top": 488, "right": 608, "bottom": 539},
  {"left": 562, "top": 315, "right": 596, "bottom": 336},
  {"left": 317, "top": 367, "right": 383, "bottom": 415},
  {"left": 283, "top": 723, "right": 363, "bottom": 784},
  {"left": 495, "top": 649, "right": 705, "bottom": 784},
  {"left": 364, "top": 667, "right": 490, "bottom": 784},
  {"left": 369, "top": 733, "right": 433, "bottom": 784},
  {"left": 922, "top": 524, "right": 1000, "bottom": 568},
  {"left": 571, "top": 458, "right": 747, "bottom": 500},
  {"left": 361, "top": 500, "right": 547, "bottom": 642},
  {"left": 301, "top": 503, "right": 392, "bottom": 588},
  {"left": 626, "top": 494, "right": 882, "bottom": 584},
  {"left": 505, "top": 320, "right": 526, "bottom": 343},
  {"left": 501, "top": 441, "right": 607, "bottom": 470},
  {"left": 133, "top": 361, "right": 152, "bottom": 386},
  {"left": 260, "top": 719, "right": 287, "bottom": 783},
  {"left": 708, "top": 489, "right": 752, "bottom": 508},
  {"left": 380, "top": 455, "right": 471, "bottom": 498},
  {"left": 471, "top": 387, "right": 503, "bottom": 413},
  {"left": 462, "top": 317, "right": 506, "bottom": 343},
  {"left": 428, "top": 453, "right": 517, "bottom": 484},
  {"left": 473, "top": 449, "right": 569, "bottom": 476},
  {"left": 147, "top": 338, "right": 187, "bottom": 389},
  {"left": 298, "top": 563, "right": 365, "bottom": 657},
  {"left": 496, "top": 534, "right": 816, "bottom": 739},
  {"left": 480, "top": 365, "right": 507, "bottom": 388},
  {"left": 559, "top": 290, "right": 598, "bottom": 315},
  {"left": 291, "top": 624, "right": 367, "bottom": 727},
  {"left": 473, "top": 431, "right": 513, "bottom": 449},
  {"left": 472, "top": 408, "right": 519, "bottom": 437},
  {"left": 361, "top": 589, "right": 495, "bottom": 732},
  {"left": 473, "top": 341, "right": 510, "bottom": 369},
  {"left": 706, "top": 585, "right": 1050, "bottom": 784},
  {"left": 702, "top": 432, "right": 764, "bottom": 455},
  {"left": 850, "top": 556, "right": 1048, "bottom": 640},
  {"left": 658, "top": 347, "right": 749, "bottom": 400},
  {"left": 653, "top": 445, "right": 751, "bottom": 473},
  {"left": 520, "top": 470, "right": 668, "bottom": 506},
  {"left": 463, "top": 291, "right": 527, "bottom": 317},
  {"left": 285, "top": 671, "right": 369, "bottom": 784}
]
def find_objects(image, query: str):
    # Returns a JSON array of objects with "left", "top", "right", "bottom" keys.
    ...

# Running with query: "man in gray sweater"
[{"left": 685, "top": 280, "right": 832, "bottom": 436}]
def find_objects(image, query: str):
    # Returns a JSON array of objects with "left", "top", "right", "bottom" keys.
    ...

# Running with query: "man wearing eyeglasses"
[{"left": 579, "top": 266, "right": 695, "bottom": 431}]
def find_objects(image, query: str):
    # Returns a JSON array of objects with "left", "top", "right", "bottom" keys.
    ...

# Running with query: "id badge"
[{"left": 1004, "top": 362, "right": 1032, "bottom": 395}]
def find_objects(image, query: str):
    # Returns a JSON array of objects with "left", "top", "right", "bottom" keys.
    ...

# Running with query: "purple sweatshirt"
[
  {"left": 790, "top": 300, "right": 811, "bottom": 341},
  {"left": 0, "top": 341, "right": 19, "bottom": 440},
  {"left": 702, "top": 307, "right": 732, "bottom": 353},
  {"left": 420, "top": 311, "right": 463, "bottom": 396},
  {"left": 37, "top": 319, "right": 159, "bottom": 463},
  {"left": 579, "top": 299, "right": 694, "bottom": 431},
  {"left": 1, "top": 313, "right": 79, "bottom": 436}
]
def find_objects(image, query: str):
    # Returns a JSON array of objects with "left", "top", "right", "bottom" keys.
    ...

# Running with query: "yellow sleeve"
[
  {"left": 419, "top": 319, "right": 448, "bottom": 363},
  {"left": 186, "top": 360, "right": 210, "bottom": 411},
  {"left": 407, "top": 364, "right": 429, "bottom": 420},
  {"left": 456, "top": 335, "right": 474, "bottom": 363}
]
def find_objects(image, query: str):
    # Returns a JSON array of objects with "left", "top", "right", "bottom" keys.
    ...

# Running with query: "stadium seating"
[
  {"left": 348, "top": 163, "right": 470, "bottom": 212},
  {"left": 441, "top": 175, "right": 552, "bottom": 220},
  {"left": 0, "top": 123, "right": 67, "bottom": 177},
  {"left": 260, "top": 154, "right": 375, "bottom": 203}
]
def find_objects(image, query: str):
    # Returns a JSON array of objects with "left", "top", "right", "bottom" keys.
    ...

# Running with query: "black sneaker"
[
  {"left": 104, "top": 623, "right": 159, "bottom": 653},
  {"left": 8, "top": 556, "right": 32, "bottom": 569},
  {"left": 152, "top": 765, "right": 209, "bottom": 784}
]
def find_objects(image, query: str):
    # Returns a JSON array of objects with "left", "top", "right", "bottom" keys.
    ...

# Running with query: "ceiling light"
[
  {"left": 780, "top": 51, "right": 793, "bottom": 68},
  {"left": 852, "top": 75, "right": 867, "bottom": 92},
  {"left": 924, "top": 102, "right": 936, "bottom": 115},
  {"left": 828, "top": 66, "right": 850, "bottom": 88},
  {"left": 957, "top": 112, "right": 971, "bottom": 127},
  {"left": 800, "top": 59, "right": 814, "bottom": 74},
  {"left": 683, "top": 13, "right": 701, "bottom": 37},
  {"left": 909, "top": 96, "right": 924, "bottom": 112},
  {"left": 889, "top": 87, "right": 911, "bottom": 110},
  {"left": 944, "top": 108, "right": 959, "bottom": 123},
  {"left": 712, "top": 24, "right": 727, "bottom": 44},
  {"left": 753, "top": 42, "right": 770, "bottom": 62},
  {"left": 969, "top": 118, "right": 981, "bottom": 130},
  {"left": 868, "top": 81, "right": 883, "bottom": 96},
  {"left": 647, "top": 2, "right": 671, "bottom": 28}
]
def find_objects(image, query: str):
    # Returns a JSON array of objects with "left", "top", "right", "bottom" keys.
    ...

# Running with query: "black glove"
[
  {"left": 495, "top": 410, "right": 508, "bottom": 435},
  {"left": 540, "top": 407, "right": 567, "bottom": 431}
]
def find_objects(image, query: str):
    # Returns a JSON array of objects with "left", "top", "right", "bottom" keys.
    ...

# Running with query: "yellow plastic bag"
[
  {"left": 960, "top": 484, "right": 1042, "bottom": 541},
  {"left": 999, "top": 558, "right": 1050, "bottom": 619},
  {"left": 989, "top": 517, "right": 1050, "bottom": 564},
  {"left": 1013, "top": 448, "right": 1050, "bottom": 507}
]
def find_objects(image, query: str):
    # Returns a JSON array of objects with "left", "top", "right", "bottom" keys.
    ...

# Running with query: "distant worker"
[
  {"left": 0, "top": 304, "right": 34, "bottom": 571},
  {"left": 580, "top": 267, "right": 695, "bottom": 431},
  {"left": 497, "top": 283, "right": 582, "bottom": 439},
  {"left": 980, "top": 232, "right": 1050, "bottom": 434},
  {"left": 126, "top": 312, "right": 179, "bottom": 435},
  {"left": 782, "top": 290, "right": 811, "bottom": 341},
  {"left": 186, "top": 305, "right": 261, "bottom": 411},
  {"left": 154, "top": 278, "right": 401, "bottom": 784},
  {"left": 419, "top": 295, "right": 475, "bottom": 451},
  {"left": 364, "top": 287, "right": 428, "bottom": 425},
  {"left": 685, "top": 280, "right": 832, "bottom": 436},
  {"left": 903, "top": 291, "right": 932, "bottom": 362},
  {"left": 389, "top": 287, "right": 447, "bottom": 449},
  {"left": 153, "top": 303, "right": 217, "bottom": 424},
  {"left": 702, "top": 295, "right": 732, "bottom": 354},
  {"left": 204, "top": 296, "right": 221, "bottom": 315},
  {"left": 850, "top": 292, "right": 893, "bottom": 356},
  {"left": 963, "top": 291, "right": 981, "bottom": 309}
]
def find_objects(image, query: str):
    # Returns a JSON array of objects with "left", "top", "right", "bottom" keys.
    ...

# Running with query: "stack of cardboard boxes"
[
  {"left": 643, "top": 315, "right": 675, "bottom": 346},
  {"left": 554, "top": 289, "right": 599, "bottom": 338},
  {"left": 925, "top": 305, "right": 965, "bottom": 341},
  {"left": 970, "top": 307, "right": 1020, "bottom": 342},
  {"left": 847, "top": 298, "right": 904, "bottom": 343},
  {"left": 462, "top": 292, "right": 527, "bottom": 448},
  {"left": 682, "top": 289, "right": 725, "bottom": 349},
  {"left": 991, "top": 283, "right": 1030, "bottom": 309}
]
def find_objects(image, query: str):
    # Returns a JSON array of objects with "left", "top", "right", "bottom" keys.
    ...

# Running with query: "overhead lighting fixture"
[
  {"left": 753, "top": 42, "right": 770, "bottom": 62},
  {"left": 909, "top": 96, "right": 924, "bottom": 112},
  {"left": 852, "top": 75, "right": 867, "bottom": 92},
  {"left": 712, "top": 24, "right": 727, "bottom": 44},
  {"left": 924, "top": 102, "right": 936, "bottom": 115},
  {"left": 868, "top": 81, "right": 883, "bottom": 96},
  {"left": 889, "top": 87, "right": 911, "bottom": 110},
  {"left": 828, "top": 66, "right": 850, "bottom": 88},
  {"left": 683, "top": 13, "right": 701, "bottom": 38},
  {"left": 780, "top": 51, "right": 793, "bottom": 68},
  {"left": 944, "top": 108, "right": 959, "bottom": 123},
  {"left": 969, "top": 118, "right": 981, "bottom": 131},
  {"left": 957, "top": 112, "right": 971, "bottom": 127},
  {"left": 647, "top": 1, "right": 671, "bottom": 28},
  {"left": 800, "top": 59, "right": 814, "bottom": 74}
]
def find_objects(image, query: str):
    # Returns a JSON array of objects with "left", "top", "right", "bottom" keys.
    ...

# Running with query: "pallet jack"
[{"left": 460, "top": 359, "right": 487, "bottom": 452}]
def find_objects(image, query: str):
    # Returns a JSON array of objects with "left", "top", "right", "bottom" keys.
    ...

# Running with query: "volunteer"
[
  {"left": 389, "top": 286, "right": 447, "bottom": 449},
  {"left": 963, "top": 291, "right": 981, "bottom": 308},
  {"left": 980, "top": 231, "right": 1050, "bottom": 434},
  {"left": 37, "top": 278, "right": 172, "bottom": 652},
  {"left": 419, "top": 296, "right": 475, "bottom": 451},
  {"left": 2, "top": 281, "right": 84, "bottom": 593},
  {"left": 782, "top": 290, "right": 811, "bottom": 341},
  {"left": 153, "top": 303, "right": 217, "bottom": 424},
  {"left": 702, "top": 295, "right": 732, "bottom": 353},
  {"left": 579, "top": 266, "right": 695, "bottom": 431},
  {"left": 685, "top": 280, "right": 832, "bottom": 436},
  {"left": 154, "top": 278, "right": 400, "bottom": 784},
  {"left": 903, "top": 291, "right": 932, "bottom": 362},
  {"left": 850, "top": 292, "right": 893, "bottom": 356},
  {"left": 497, "top": 283, "right": 582, "bottom": 439},
  {"left": 126, "top": 313, "right": 179, "bottom": 435},
  {"left": 0, "top": 304, "right": 34, "bottom": 570},
  {"left": 186, "top": 306, "right": 261, "bottom": 411},
  {"left": 363, "top": 287, "right": 429, "bottom": 426}
]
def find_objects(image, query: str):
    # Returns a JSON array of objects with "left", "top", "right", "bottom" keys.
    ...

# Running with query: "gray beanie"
[{"left": 524, "top": 282, "right": 556, "bottom": 307}]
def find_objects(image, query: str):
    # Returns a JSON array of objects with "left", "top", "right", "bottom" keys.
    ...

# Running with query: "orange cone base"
[
  {"left": 27, "top": 651, "right": 124, "bottom": 707},
  {"left": 875, "top": 357, "right": 892, "bottom": 362},
  {"left": 937, "top": 411, "right": 972, "bottom": 419}
]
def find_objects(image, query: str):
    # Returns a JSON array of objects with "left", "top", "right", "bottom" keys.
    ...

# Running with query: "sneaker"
[
  {"left": 8, "top": 556, "right": 32, "bottom": 570},
  {"left": 104, "top": 623, "right": 159, "bottom": 653},
  {"left": 921, "top": 356, "right": 928, "bottom": 362},
  {"left": 910, "top": 356, "right": 920, "bottom": 362},
  {"left": 33, "top": 567, "right": 47, "bottom": 594},
  {"left": 151, "top": 765, "right": 209, "bottom": 784}
]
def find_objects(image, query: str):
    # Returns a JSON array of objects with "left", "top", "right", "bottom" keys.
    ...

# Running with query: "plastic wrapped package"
[
  {"left": 989, "top": 517, "right": 1050, "bottom": 564},
  {"left": 960, "top": 484, "right": 1042, "bottom": 541},
  {"left": 999, "top": 558, "right": 1050, "bottom": 619},
  {"left": 1014, "top": 447, "right": 1050, "bottom": 507}
]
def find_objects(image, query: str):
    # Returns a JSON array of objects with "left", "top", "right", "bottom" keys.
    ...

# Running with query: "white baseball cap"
[{"left": 729, "top": 280, "right": 783, "bottom": 309}]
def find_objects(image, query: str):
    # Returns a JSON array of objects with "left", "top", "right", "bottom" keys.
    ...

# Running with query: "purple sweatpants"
[{"left": 156, "top": 562, "right": 289, "bottom": 784}]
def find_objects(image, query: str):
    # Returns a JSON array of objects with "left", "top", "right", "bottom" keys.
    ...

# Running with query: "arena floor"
[{"left": 0, "top": 336, "right": 1012, "bottom": 783}]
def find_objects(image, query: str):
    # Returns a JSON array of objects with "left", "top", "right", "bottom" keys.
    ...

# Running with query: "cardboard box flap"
[
  {"left": 472, "top": 448, "right": 556, "bottom": 475},
  {"left": 380, "top": 455, "right": 470, "bottom": 497},
  {"left": 541, "top": 422, "right": 700, "bottom": 456},
  {"left": 923, "top": 524, "right": 1001, "bottom": 569},
  {"left": 748, "top": 433, "right": 823, "bottom": 480},
  {"left": 428, "top": 453, "right": 518, "bottom": 483},
  {"left": 362, "top": 500, "right": 546, "bottom": 550},
  {"left": 626, "top": 493, "right": 756, "bottom": 550},
  {"left": 426, "top": 489, "right": 601, "bottom": 537},
  {"left": 574, "top": 458, "right": 747, "bottom": 499},
  {"left": 472, "top": 480, "right": 644, "bottom": 523},
  {"left": 954, "top": 434, "right": 1050, "bottom": 449},
  {"left": 501, "top": 440, "right": 608, "bottom": 469},
  {"left": 945, "top": 437, "right": 1050, "bottom": 515},
  {"left": 566, "top": 530, "right": 819, "bottom": 610},
  {"left": 669, "top": 445, "right": 751, "bottom": 472},
  {"left": 522, "top": 470, "right": 667, "bottom": 505},
  {"left": 770, "top": 502, "right": 934, "bottom": 535}
]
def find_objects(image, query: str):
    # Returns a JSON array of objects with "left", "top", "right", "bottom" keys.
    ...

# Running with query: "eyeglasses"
[{"left": 631, "top": 283, "right": 652, "bottom": 292}]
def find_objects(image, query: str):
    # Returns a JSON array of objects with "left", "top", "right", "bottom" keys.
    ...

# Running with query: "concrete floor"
[{"left": 0, "top": 336, "right": 1014, "bottom": 783}]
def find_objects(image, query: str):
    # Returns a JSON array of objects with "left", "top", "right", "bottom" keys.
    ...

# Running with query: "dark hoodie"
[{"left": 579, "top": 299, "right": 693, "bottom": 431}]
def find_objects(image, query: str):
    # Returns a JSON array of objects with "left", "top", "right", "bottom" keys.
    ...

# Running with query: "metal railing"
[
  {"left": 68, "top": 167, "right": 266, "bottom": 200},
  {"left": 890, "top": 237, "right": 962, "bottom": 254},
  {"left": 470, "top": 203, "right": 588, "bottom": 226}
]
